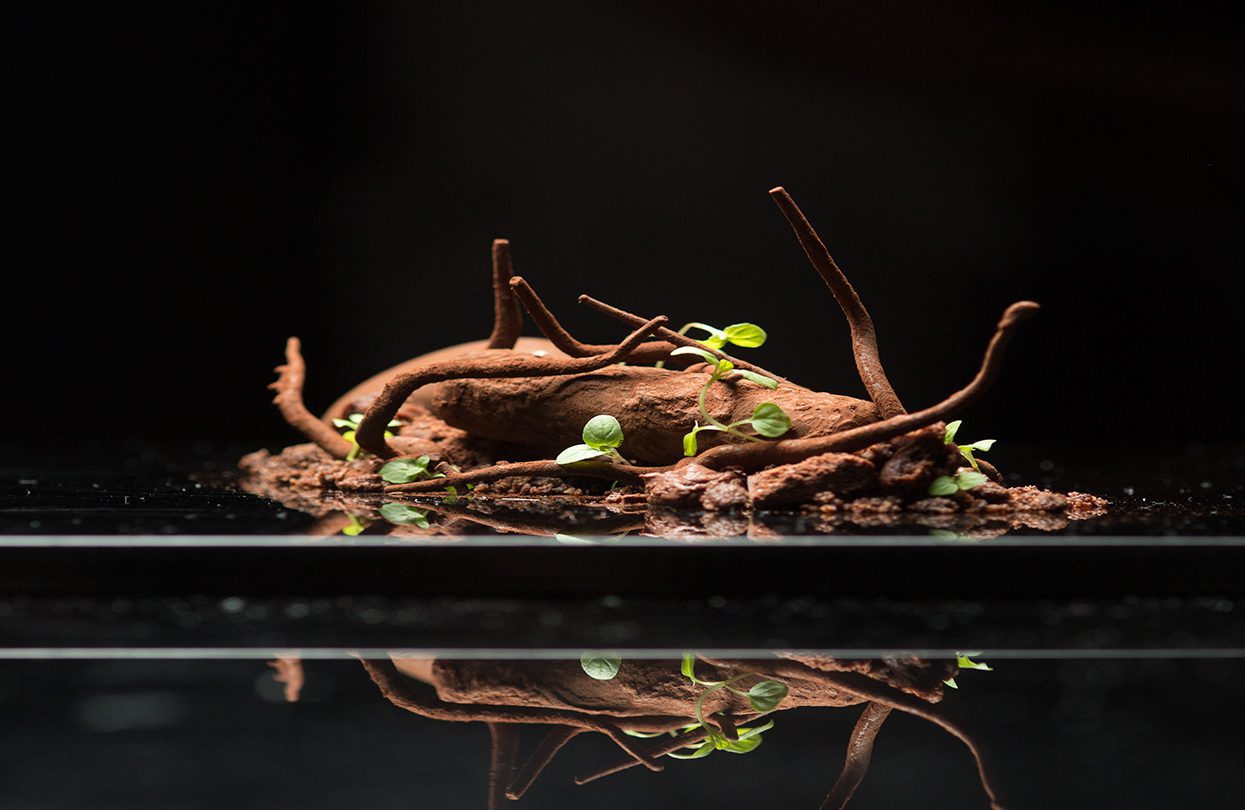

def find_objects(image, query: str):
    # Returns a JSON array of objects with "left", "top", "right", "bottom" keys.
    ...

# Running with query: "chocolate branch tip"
[
  {"left": 1003, "top": 301, "right": 1041, "bottom": 324},
  {"left": 768, "top": 185, "right": 787, "bottom": 196}
]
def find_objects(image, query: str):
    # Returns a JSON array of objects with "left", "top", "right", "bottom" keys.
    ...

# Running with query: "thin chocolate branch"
[
  {"left": 506, "top": 725, "right": 586, "bottom": 800},
  {"left": 693, "top": 301, "right": 1039, "bottom": 471},
  {"left": 487, "top": 722, "right": 520, "bottom": 810},
  {"left": 385, "top": 458, "right": 672, "bottom": 495},
  {"left": 770, "top": 187, "right": 905, "bottom": 419},
  {"left": 355, "top": 315, "right": 669, "bottom": 458},
  {"left": 821, "top": 702, "right": 893, "bottom": 810},
  {"left": 577, "top": 294, "right": 791, "bottom": 385},
  {"left": 574, "top": 729, "right": 713, "bottom": 785},
  {"left": 509, "top": 276, "right": 679, "bottom": 363},
  {"left": 269, "top": 337, "right": 354, "bottom": 459},
  {"left": 486, "top": 239, "right": 523, "bottom": 349}
]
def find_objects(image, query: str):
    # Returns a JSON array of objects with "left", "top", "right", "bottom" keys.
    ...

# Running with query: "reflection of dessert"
[
  {"left": 241, "top": 185, "right": 1102, "bottom": 523},
  {"left": 355, "top": 654, "right": 1002, "bottom": 809}
]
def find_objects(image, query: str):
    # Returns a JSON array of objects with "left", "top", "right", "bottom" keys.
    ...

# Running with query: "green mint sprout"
[
  {"left": 333, "top": 413, "right": 402, "bottom": 461},
  {"left": 557, "top": 414, "right": 630, "bottom": 466},
  {"left": 379, "top": 455, "right": 445, "bottom": 484},
  {"left": 674, "top": 346, "right": 791, "bottom": 456}
]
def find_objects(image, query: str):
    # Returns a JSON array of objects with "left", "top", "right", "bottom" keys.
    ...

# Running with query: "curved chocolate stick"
[
  {"left": 269, "top": 337, "right": 354, "bottom": 458},
  {"left": 486, "top": 239, "right": 523, "bottom": 350},
  {"left": 770, "top": 187, "right": 905, "bottom": 419},
  {"left": 821, "top": 702, "right": 893, "bottom": 810}
]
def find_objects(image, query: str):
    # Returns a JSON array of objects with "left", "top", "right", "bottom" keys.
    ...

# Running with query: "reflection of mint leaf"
[
  {"left": 379, "top": 502, "right": 430, "bottom": 528},
  {"left": 956, "top": 654, "right": 993, "bottom": 672},
  {"left": 667, "top": 741, "right": 716, "bottom": 760},
  {"left": 579, "top": 653, "right": 621, "bottom": 680},
  {"left": 583, "top": 414, "right": 624, "bottom": 450},
  {"left": 747, "top": 679, "right": 788, "bottom": 711},
  {"left": 722, "top": 736, "right": 763, "bottom": 754}
]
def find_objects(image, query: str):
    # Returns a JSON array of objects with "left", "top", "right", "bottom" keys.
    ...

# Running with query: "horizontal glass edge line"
[
  {"left": 2, "top": 535, "right": 1244, "bottom": 547},
  {"left": 1, "top": 648, "right": 1243, "bottom": 660}
]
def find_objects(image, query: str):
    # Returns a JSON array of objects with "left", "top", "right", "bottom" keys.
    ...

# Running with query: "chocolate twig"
[
  {"left": 486, "top": 239, "right": 523, "bottom": 349},
  {"left": 269, "top": 337, "right": 354, "bottom": 459},
  {"left": 577, "top": 294, "right": 791, "bottom": 385},
  {"left": 821, "top": 702, "right": 892, "bottom": 810},
  {"left": 509, "top": 276, "right": 680, "bottom": 364},
  {"left": 770, "top": 187, "right": 904, "bottom": 419}
]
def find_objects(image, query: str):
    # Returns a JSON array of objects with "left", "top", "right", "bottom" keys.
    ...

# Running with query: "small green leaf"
[
  {"left": 944, "top": 677, "right": 959, "bottom": 689},
  {"left": 331, "top": 418, "right": 355, "bottom": 429},
  {"left": 747, "top": 679, "right": 789, "bottom": 712},
  {"left": 681, "top": 654, "right": 697, "bottom": 681},
  {"left": 955, "top": 470, "right": 989, "bottom": 490},
  {"left": 582, "top": 414, "right": 624, "bottom": 450},
  {"left": 379, "top": 502, "right": 430, "bottom": 528},
  {"left": 734, "top": 720, "right": 774, "bottom": 741},
  {"left": 735, "top": 369, "right": 777, "bottom": 389},
  {"left": 682, "top": 431, "right": 698, "bottom": 457},
  {"left": 670, "top": 345, "right": 719, "bottom": 365},
  {"left": 580, "top": 653, "right": 622, "bottom": 680},
  {"left": 387, "top": 419, "right": 403, "bottom": 429},
  {"left": 341, "top": 515, "right": 366, "bottom": 537},
  {"left": 956, "top": 654, "right": 993, "bottom": 672},
  {"left": 965, "top": 439, "right": 995, "bottom": 452},
  {"left": 556, "top": 444, "right": 609, "bottom": 466},
  {"left": 749, "top": 403, "right": 791, "bottom": 438},
  {"left": 723, "top": 322, "right": 767, "bottom": 348},
  {"left": 929, "top": 475, "right": 959, "bottom": 496},
  {"left": 944, "top": 420, "right": 962, "bottom": 445},
  {"left": 379, "top": 456, "right": 434, "bottom": 484},
  {"left": 722, "top": 735, "right": 763, "bottom": 754},
  {"left": 667, "top": 741, "right": 715, "bottom": 760},
  {"left": 702, "top": 334, "right": 727, "bottom": 350},
  {"left": 714, "top": 358, "right": 735, "bottom": 375}
]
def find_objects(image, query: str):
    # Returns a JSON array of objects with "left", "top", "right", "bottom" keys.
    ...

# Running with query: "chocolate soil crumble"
[{"left": 240, "top": 186, "right": 1105, "bottom": 531}]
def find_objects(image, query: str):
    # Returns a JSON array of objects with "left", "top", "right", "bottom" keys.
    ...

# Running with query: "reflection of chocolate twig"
[
  {"left": 821, "top": 702, "right": 891, "bottom": 810},
  {"left": 359, "top": 658, "right": 691, "bottom": 788},
  {"left": 266, "top": 657, "right": 304, "bottom": 703}
]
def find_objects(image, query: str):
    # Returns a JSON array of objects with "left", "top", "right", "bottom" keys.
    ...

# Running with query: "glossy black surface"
[{"left": 2, "top": 446, "right": 1243, "bottom": 808}]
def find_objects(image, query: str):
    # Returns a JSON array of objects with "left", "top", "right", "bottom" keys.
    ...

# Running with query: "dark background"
[{"left": 7, "top": 1, "right": 1244, "bottom": 458}]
